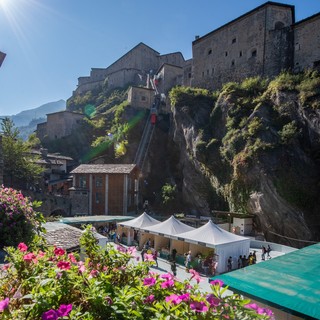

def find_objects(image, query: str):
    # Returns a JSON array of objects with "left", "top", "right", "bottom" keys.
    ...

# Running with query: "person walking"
[
  {"left": 185, "top": 251, "right": 192, "bottom": 272},
  {"left": 153, "top": 249, "right": 158, "bottom": 267},
  {"left": 170, "top": 261, "right": 177, "bottom": 276},
  {"left": 227, "top": 256, "right": 232, "bottom": 272}
]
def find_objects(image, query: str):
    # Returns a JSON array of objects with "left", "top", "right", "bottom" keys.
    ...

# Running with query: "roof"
[
  {"left": 118, "top": 212, "right": 160, "bottom": 229},
  {"left": 294, "top": 11, "right": 320, "bottom": 27},
  {"left": 60, "top": 215, "right": 135, "bottom": 225},
  {"left": 44, "top": 222, "right": 108, "bottom": 251},
  {"left": 142, "top": 215, "right": 195, "bottom": 237},
  {"left": 43, "top": 222, "right": 84, "bottom": 251},
  {"left": 70, "top": 164, "right": 137, "bottom": 174},
  {"left": 193, "top": 1, "right": 295, "bottom": 45},
  {"left": 174, "top": 220, "right": 249, "bottom": 247},
  {"left": 212, "top": 243, "right": 320, "bottom": 319}
]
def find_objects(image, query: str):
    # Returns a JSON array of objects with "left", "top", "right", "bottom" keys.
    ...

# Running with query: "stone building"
[
  {"left": 37, "top": 110, "right": 85, "bottom": 141},
  {"left": 192, "top": 2, "right": 295, "bottom": 89},
  {"left": 74, "top": 42, "right": 186, "bottom": 95},
  {"left": 191, "top": 1, "right": 320, "bottom": 90},
  {"left": 70, "top": 164, "right": 140, "bottom": 216},
  {"left": 293, "top": 12, "right": 320, "bottom": 72},
  {"left": 127, "top": 86, "right": 155, "bottom": 109}
]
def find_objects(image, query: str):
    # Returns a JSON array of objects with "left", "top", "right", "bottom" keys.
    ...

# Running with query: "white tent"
[
  {"left": 175, "top": 220, "right": 250, "bottom": 274},
  {"left": 117, "top": 212, "right": 160, "bottom": 246},
  {"left": 141, "top": 216, "right": 195, "bottom": 253},
  {"left": 118, "top": 212, "right": 160, "bottom": 229}
]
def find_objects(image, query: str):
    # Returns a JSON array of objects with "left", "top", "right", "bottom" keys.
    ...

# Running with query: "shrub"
[
  {"left": 0, "top": 226, "right": 273, "bottom": 319},
  {"left": 0, "top": 187, "right": 45, "bottom": 249}
]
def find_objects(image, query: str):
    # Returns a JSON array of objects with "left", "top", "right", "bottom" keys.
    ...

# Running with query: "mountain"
[{"left": 1, "top": 99, "right": 66, "bottom": 127}]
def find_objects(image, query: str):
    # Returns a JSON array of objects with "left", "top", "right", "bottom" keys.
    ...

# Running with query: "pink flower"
[
  {"left": 54, "top": 247, "right": 65, "bottom": 256},
  {"left": 89, "top": 269, "right": 99, "bottom": 278},
  {"left": 179, "top": 293, "right": 190, "bottom": 301},
  {"left": 57, "top": 304, "right": 72, "bottom": 317},
  {"left": 78, "top": 261, "right": 86, "bottom": 273},
  {"left": 245, "top": 303, "right": 274, "bottom": 317},
  {"left": 190, "top": 301, "right": 208, "bottom": 312},
  {"left": 42, "top": 309, "right": 59, "bottom": 320},
  {"left": 0, "top": 298, "right": 9, "bottom": 311},
  {"left": 144, "top": 253, "right": 154, "bottom": 261},
  {"left": 144, "top": 294, "right": 155, "bottom": 304},
  {"left": 143, "top": 277, "right": 156, "bottom": 286},
  {"left": 57, "top": 261, "right": 71, "bottom": 270},
  {"left": 210, "top": 279, "right": 224, "bottom": 287},
  {"left": 23, "top": 253, "right": 37, "bottom": 263},
  {"left": 161, "top": 280, "right": 174, "bottom": 288},
  {"left": 2, "top": 264, "right": 10, "bottom": 271},
  {"left": 160, "top": 273, "right": 173, "bottom": 280},
  {"left": 165, "top": 294, "right": 181, "bottom": 305},
  {"left": 18, "top": 242, "right": 28, "bottom": 252},
  {"left": 126, "top": 246, "right": 137, "bottom": 256},
  {"left": 68, "top": 253, "right": 77, "bottom": 263},
  {"left": 38, "top": 251, "right": 45, "bottom": 258},
  {"left": 206, "top": 294, "right": 220, "bottom": 307}
]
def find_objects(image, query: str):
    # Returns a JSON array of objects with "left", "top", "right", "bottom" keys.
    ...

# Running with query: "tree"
[
  {"left": 1, "top": 118, "right": 43, "bottom": 188},
  {"left": 161, "top": 183, "right": 177, "bottom": 205}
]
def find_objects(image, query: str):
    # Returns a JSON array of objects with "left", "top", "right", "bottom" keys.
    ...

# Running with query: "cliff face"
[{"left": 169, "top": 76, "right": 320, "bottom": 246}]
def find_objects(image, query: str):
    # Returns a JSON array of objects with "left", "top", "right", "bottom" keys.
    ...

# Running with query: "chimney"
[{"left": 195, "top": 35, "right": 200, "bottom": 40}]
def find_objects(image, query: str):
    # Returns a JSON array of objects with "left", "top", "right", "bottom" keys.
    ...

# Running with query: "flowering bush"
[
  {"left": 0, "top": 186, "right": 45, "bottom": 249},
  {"left": 0, "top": 226, "right": 274, "bottom": 319}
]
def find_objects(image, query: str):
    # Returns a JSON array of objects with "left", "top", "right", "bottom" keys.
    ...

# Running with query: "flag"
[{"left": 0, "top": 51, "right": 6, "bottom": 67}]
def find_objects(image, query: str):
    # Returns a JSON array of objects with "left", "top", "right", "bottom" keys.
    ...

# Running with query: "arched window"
[{"left": 275, "top": 21, "right": 285, "bottom": 30}]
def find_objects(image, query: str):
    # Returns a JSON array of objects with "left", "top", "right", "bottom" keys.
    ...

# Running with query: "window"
[
  {"left": 96, "top": 176, "right": 103, "bottom": 187},
  {"left": 275, "top": 21, "right": 285, "bottom": 30},
  {"left": 251, "top": 49, "right": 257, "bottom": 57},
  {"left": 208, "top": 49, "right": 212, "bottom": 55},
  {"left": 79, "top": 176, "right": 87, "bottom": 188},
  {"left": 95, "top": 192, "right": 102, "bottom": 204},
  {"left": 207, "top": 69, "right": 209, "bottom": 75},
  {"left": 225, "top": 51, "right": 228, "bottom": 57},
  {"left": 232, "top": 38, "right": 236, "bottom": 44},
  {"left": 231, "top": 60, "right": 235, "bottom": 67},
  {"left": 202, "top": 71, "right": 204, "bottom": 77},
  {"left": 188, "top": 72, "right": 191, "bottom": 78},
  {"left": 239, "top": 51, "right": 242, "bottom": 57},
  {"left": 141, "top": 96, "right": 146, "bottom": 101},
  {"left": 211, "top": 68, "right": 214, "bottom": 75}
]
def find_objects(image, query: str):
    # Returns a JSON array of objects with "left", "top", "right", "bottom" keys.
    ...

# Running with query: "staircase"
[{"left": 134, "top": 84, "right": 160, "bottom": 172}]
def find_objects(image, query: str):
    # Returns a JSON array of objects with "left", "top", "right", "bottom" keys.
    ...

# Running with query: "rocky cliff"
[{"left": 169, "top": 73, "right": 320, "bottom": 247}]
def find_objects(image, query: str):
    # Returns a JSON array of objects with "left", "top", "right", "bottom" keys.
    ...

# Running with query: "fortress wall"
[
  {"left": 192, "top": 4, "right": 294, "bottom": 89},
  {"left": 294, "top": 14, "right": 320, "bottom": 72},
  {"left": 158, "top": 52, "right": 185, "bottom": 68}
]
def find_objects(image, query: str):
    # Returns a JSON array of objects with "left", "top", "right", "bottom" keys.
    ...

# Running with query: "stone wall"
[
  {"left": 294, "top": 13, "right": 320, "bottom": 72},
  {"left": 46, "top": 111, "right": 84, "bottom": 140},
  {"left": 191, "top": 3, "right": 294, "bottom": 89},
  {"left": 128, "top": 86, "right": 154, "bottom": 109}
]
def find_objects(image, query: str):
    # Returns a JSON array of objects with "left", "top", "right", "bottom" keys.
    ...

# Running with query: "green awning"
[
  {"left": 211, "top": 243, "right": 320, "bottom": 319},
  {"left": 60, "top": 215, "right": 134, "bottom": 225}
]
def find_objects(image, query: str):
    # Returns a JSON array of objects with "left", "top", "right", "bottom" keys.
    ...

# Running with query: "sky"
[{"left": 0, "top": 0, "right": 320, "bottom": 115}]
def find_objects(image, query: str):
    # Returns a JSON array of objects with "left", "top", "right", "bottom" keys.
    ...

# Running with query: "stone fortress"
[{"left": 71, "top": 1, "right": 320, "bottom": 102}]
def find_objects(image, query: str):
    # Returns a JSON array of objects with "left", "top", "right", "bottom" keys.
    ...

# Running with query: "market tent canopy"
[
  {"left": 174, "top": 220, "right": 249, "bottom": 247},
  {"left": 117, "top": 212, "right": 160, "bottom": 229},
  {"left": 211, "top": 243, "right": 320, "bottom": 319},
  {"left": 142, "top": 215, "right": 195, "bottom": 237}
]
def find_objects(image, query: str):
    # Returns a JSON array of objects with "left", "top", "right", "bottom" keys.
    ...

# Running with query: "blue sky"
[{"left": 0, "top": 0, "right": 319, "bottom": 115}]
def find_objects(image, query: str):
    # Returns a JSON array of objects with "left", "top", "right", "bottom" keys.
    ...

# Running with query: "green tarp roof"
[
  {"left": 211, "top": 243, "right": 320, "bottom": 319},
  {"left": 60, "top": 215, "right": 134, "bottom": 225}
]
